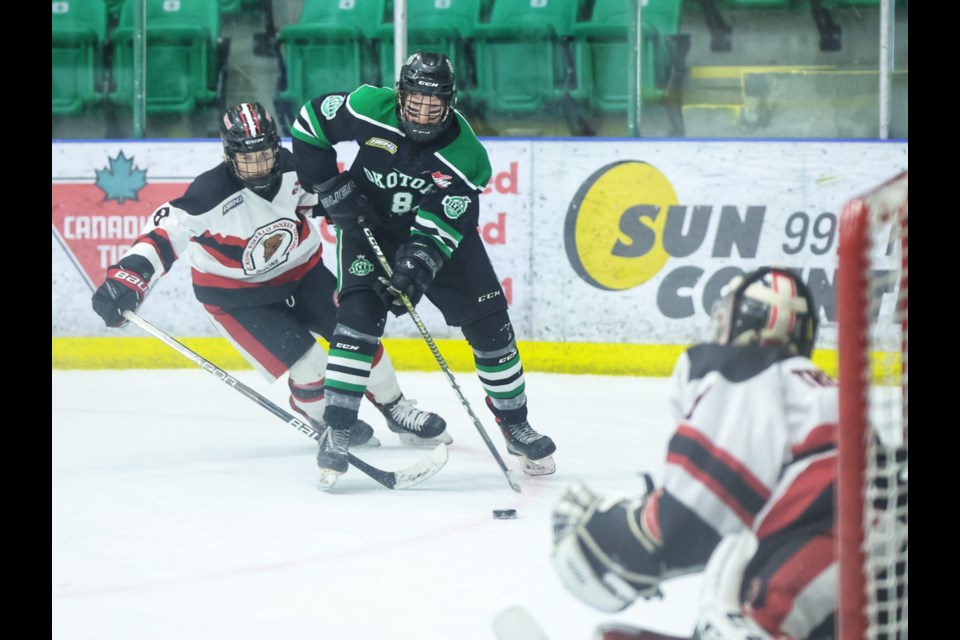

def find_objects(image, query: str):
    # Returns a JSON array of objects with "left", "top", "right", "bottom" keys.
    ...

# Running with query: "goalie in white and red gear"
[{"left": 552, "top": 267, "right": 838, "bottom": 640}]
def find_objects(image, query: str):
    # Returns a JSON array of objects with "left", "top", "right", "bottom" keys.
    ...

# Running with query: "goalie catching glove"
[
  {"left": 315, "top": 173, "right": 368, "bottom": 231},
  {"left": 551, "top": 480, "right": 666, "bottom": 612},
  {"left": 378, "top": 239, "right": 445, "bottom": 316},
  {"left": 91, "top": 256, "right": 154, "bottom": 328}
]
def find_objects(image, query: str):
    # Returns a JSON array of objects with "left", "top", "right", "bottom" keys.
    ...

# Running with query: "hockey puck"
[{"left": 492, "top": 509, "right": 517, "bottom": 520}]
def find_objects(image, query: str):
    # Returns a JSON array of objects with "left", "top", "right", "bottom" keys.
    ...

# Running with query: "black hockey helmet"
[
  {"left": 710, "top": 267, "right": 819, "bottom": 358},
  {"left": 396, "top": 50, "right": 457, "bottom": 144},
  {"left": 221, "top": 102, "right": 282, "bottom": 193}
]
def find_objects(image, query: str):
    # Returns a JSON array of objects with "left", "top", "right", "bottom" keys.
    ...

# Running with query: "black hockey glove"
[
  {"left": 91, "top": 257, "right": 153, "bottom": 328},
  {"left": 315, "top": 173, "right": 368, "bottom": 231},
  {"left": 378, "top": 239, "right": 445, "bottom": 316}
]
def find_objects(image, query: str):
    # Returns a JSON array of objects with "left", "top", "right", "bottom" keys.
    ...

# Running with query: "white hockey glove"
[
  {"left": 551, "top": 480, "right": 665, "bottom": 613},
  {"left": 694, "top": 532, "right": 775, "bottom": 640}
]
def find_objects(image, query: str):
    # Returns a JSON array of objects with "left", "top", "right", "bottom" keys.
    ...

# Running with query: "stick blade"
[
  {"left": 492, "top": 605, "right": 549, "bottom": 640},
  {"left": 391, "top": 442, "right": 449, "bottom": 489},
  {"left": 347, "top": 443, "right": 449, "bottom": 490}
]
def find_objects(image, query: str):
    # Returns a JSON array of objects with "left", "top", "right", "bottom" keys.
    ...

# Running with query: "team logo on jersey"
[
  {"left": 223, "top": 194, "right": 243, "bottom": 215},
  {"left": 364, "top": 137, "right": 398, "bottom": 154},
  {"left": 263, "top": 234, "right": 283, "bottom": 262},
  {"left": 320, "top": 95, "right": 345, "bottom": 119},
  {"left": 430, "top": 171, "right": 453, "bottom": 189},
  {"left": 243, "top": 220, "right": 299, "bottom": 275},
  {"left": 441, "top": 195, "right": 470, "bottom": 219},
  {"left": 348, "top": 255, "right": 374, "bottom": 277}
]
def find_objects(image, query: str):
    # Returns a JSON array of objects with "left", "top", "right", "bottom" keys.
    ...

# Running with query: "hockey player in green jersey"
[{"left": 291, "top": 50, "right": 556, "bottom": 488}]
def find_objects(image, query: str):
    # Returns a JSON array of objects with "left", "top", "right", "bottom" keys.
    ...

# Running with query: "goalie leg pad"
[{"left": 695, "top": 532, "right": 776, "bottom": 640}]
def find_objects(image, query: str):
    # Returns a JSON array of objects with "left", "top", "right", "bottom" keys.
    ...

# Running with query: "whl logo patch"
[{"left": 52, "top": 151, "right": 187, "bottom": 289}]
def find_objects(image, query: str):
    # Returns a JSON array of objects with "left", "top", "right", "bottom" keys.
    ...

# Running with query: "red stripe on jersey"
[
  {"left": 137, "top": 228, "right": 177, "bottom": 271},
  {"left": 372, "top": 343, "right": 385, "bottom": 366},
  {"left": 790, "top": 422, "right": 836, "bottom": 458},
  {"left": 754, "top": 456, "right": 835, "bottom": 538},
  {"left": 199, "top": 231, "right": 249, "bottom": 250},
  {"left": 197, "top": 245, "right": 243, "bottom": 269},
  {"left": 676, "top": 426, "right": 770, "bottom": 497},
  {"left": 666, "top": 450, "right": 756, "bottom": 527},
  {"left": 190, "top": 249, "right": 322, "bottom": 289},
  {"left": 746, "top": 529, "right": 835, "bottom": 635},
  {"left": 203, "top": 304, "right": 287, "bottom": 378}
]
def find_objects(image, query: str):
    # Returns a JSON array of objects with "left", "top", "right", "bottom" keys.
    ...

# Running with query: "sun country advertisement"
[{"left": 53, "top": 139, "right": 906, "bottom": 349}]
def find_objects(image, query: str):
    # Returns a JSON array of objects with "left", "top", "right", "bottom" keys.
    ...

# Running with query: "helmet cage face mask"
[
  {"left": 396, "top": 51, "right": 456, "bottom": 143},
  {"left": 221, "top": 102, "right": 282, "bottom": 192},
  {"left": 710, "top": 267, "right": 819, "bottom": 358}
]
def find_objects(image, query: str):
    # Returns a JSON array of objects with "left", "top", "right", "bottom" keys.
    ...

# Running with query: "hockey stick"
[
  {"left": 358, "top": 220, "right": 522, "bottom": 493},
  {"left": 121, "top": 310, "right": 448, "bottom": 490}
]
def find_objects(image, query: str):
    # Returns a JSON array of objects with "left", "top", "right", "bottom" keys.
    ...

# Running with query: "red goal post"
[{"left": 837, "top": 170, "right": 908, "bottom": 640}]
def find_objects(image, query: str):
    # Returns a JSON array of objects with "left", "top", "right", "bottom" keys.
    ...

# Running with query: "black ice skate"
[
  {"left": 484, "top": 397, "right": 556, "bottom": 476},
  {"left": 289, "top": 398, "right": 381, "bottom": 447},
  {"left": 498, "top": 420, "right": 557, "bottom": 476},
  {"left": 316, "top": 425, "right": 351, "bottom": 490},
  {"left": 371, "top": 394, "right": 452, "bottom": 447}
]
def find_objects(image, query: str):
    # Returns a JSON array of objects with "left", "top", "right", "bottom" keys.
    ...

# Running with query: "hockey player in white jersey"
[
  {"left": 551, "top": 267, "right": 838, "bottom": 640},
  {"left": 91, "top": 102, "right": 452, "bottom": 468}
]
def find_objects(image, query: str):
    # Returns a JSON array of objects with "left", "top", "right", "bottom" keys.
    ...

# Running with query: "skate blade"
[
  {"left": 517, "top": 454, "right": 556, "bottom": 476},
  {"left": 396, "top": 431, "right": 453, "bottom": 447},
  {"left": 317, "top": 468, "right": 344, "bottom": 491}
]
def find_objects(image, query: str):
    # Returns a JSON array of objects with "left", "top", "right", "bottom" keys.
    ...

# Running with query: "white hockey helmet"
[{"left": 711, "top": 267, "right": 819, "bottom": 358}]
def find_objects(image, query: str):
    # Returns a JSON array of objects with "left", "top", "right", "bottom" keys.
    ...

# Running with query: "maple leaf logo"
[{"left": 94, "top": 151, "right": 148, "bottom": 204}]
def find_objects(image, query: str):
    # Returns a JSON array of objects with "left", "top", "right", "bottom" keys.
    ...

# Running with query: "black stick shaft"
[{"left": 358, "top": 221, "right": 522, "bottom": 493}]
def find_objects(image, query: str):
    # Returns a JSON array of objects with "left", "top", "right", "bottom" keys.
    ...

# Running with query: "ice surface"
[{"left": 53, "top": 370, "right": 703, "bottom": 640}]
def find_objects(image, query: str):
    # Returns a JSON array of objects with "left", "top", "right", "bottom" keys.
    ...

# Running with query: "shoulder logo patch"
[
  {"left": 430, "top": 171, "right": 453, "bottom": 189},
  {"left": 441, "top": 195, "right": 471, "bottom": 219},
  {"left": 364, "top": 137, "right": 398, "bottom": 154},
  {"left": 223, "top": 194, "right": 243, "bottom": 215},
  {"left": 320, "top": 95, "right": 345, "bottom": 120}
]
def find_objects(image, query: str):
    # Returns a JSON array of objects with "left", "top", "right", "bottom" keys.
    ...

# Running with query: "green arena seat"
[
  {"left": 219, "top": 0, "right": 243, "bottom": 14},
  {"left": 52, "top": 0, "right": 108, "bottom": 116},
  {"left": 108, "top": 0, "right": 226, "bottom": 114},
  {"left": 471, "top": 0, "right": 584, "bottom": 115},
  {"left": 722, "top": 0, "right": 794, "bottom": 6},
  {"left": 573, "top": 0, "right": 684, "bottom": 111},
  {"left": 275, "top": 0, "right": 386, "bottom": 129}
]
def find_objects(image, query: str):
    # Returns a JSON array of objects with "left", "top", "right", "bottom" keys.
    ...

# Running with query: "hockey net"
[{"left": 837, "top": 170, "right": 908, "bottom": 640}]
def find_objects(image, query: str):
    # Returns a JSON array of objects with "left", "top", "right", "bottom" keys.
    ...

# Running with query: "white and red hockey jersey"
[
  {"left": 121, "top": 149, "right": 322, "bottom": 309},
  {"left": 661, "top": 343, "right": 837, "bottom": 543},
  {"left": 658, "top": 342, "right": 838, "bottom": 638}
]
